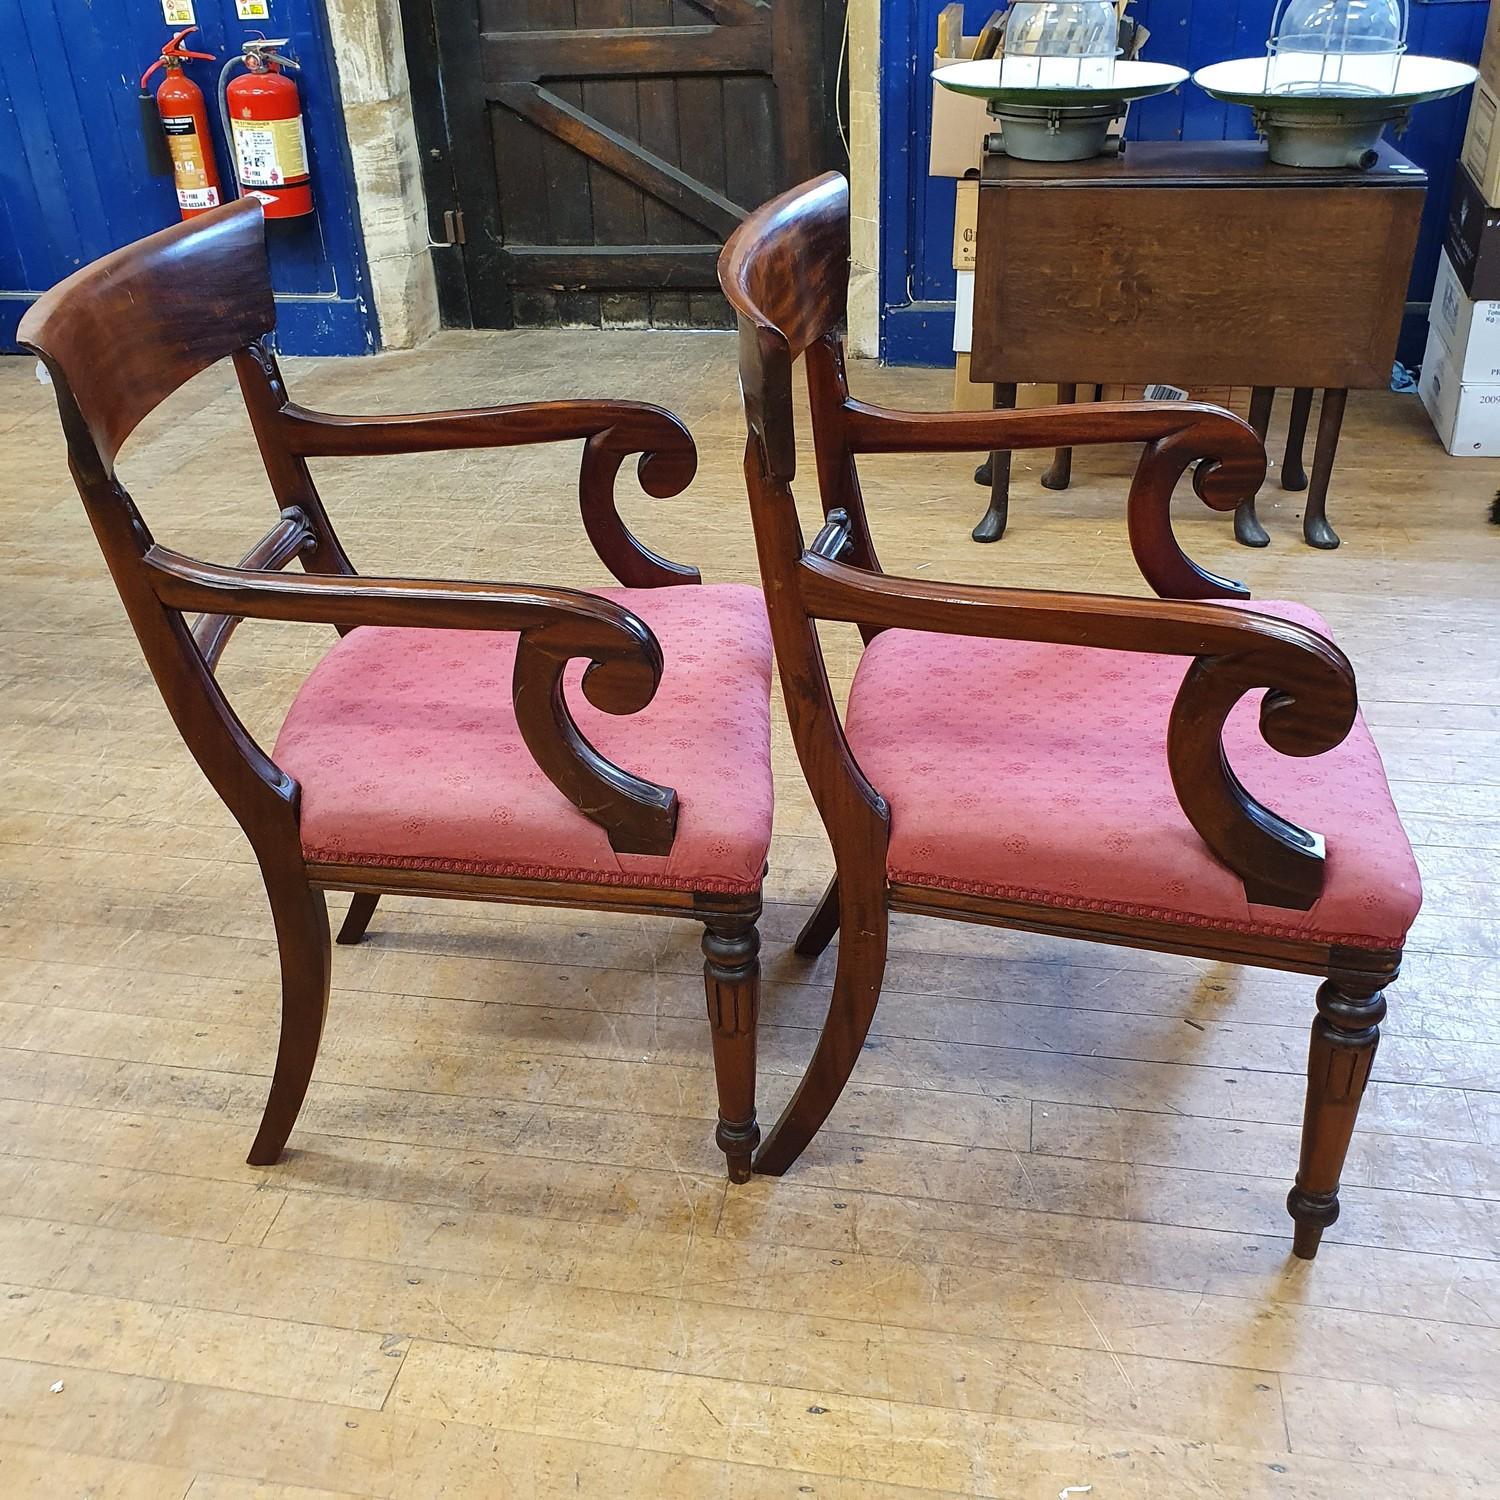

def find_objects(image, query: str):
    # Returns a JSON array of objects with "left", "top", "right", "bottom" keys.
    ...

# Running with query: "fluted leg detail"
[
  {"left": 702, "top": 914, "right": 760, "bottom": 1183},
  {"left": 1287, "top": 979, "right": 1387, "bottom": 1259}
]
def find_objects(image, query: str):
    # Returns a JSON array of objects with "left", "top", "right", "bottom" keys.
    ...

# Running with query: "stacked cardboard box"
[
  {"left": 1420, "top": 247, "right": 1500, "bottom": 455},
  {"left": 950, "top": 179, "right": 1057, "bottom": 410},
  {"left": 1461, "top": 1, "right": 1500, "bottom": 205},
  {"left": 930, "top": 8, "right": 1006, "bottom": 410},
  {"left": 1427, "top": 3, "right": 1500, "bottom": 452}
]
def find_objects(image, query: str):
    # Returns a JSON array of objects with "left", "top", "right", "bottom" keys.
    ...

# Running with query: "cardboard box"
[
  {"left": 1443, "top": 163, "right": 1500, "bottom": 299},
  {"left": 1479, "top": 0, "right": 1500, "bottom": 96},
  {"left": 1461, "top": 75, "right": 1500, "bottom": 207},
  {"left": 948, "top": 361, "right": 1233, "bottom": 415},
  {"left": 1099, "top": 383, "right": 1237, "bottom": 405},
  {"left": 1418, "top": 321, "right": 1500, "bottom": 456},
  {"left": 1431, "top": 246, "right": 1500, "bottom": 383},
  {"left": 930, "top": 40, "right": 993, "bottom": 179},
  {"left": 953, "top": 178, "right": 978, "bottom": 270},
  {"left": 952, "top": 354, "right": 1057, "bottom": 412}
]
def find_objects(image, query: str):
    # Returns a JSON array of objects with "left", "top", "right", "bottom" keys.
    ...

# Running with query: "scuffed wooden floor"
[{"left": 2, "top": 330, "right": 1499, "bottom": 1499}]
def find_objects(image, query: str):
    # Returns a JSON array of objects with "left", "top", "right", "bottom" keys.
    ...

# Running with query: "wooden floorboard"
[{"left": 3, "top": 331, "right": 1500, "bottom": 1495}]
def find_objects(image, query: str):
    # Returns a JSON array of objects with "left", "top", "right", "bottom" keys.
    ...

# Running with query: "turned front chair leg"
[
  {"left": 1286, "top": 978, "right": 1387, "bottom": 1259},
  {"left": 335, "top": 892, "right": 380, "bottom": 945},
  {"left": 702, "top": 913, "right": 761, "bottom": 1183},
  {"left": 1234, "top": 385, "right": 1275, "bottom": 548},
  {"left": 972, "top": 383, "right": 1017, "bottom": 542},
  {"left": 1281, "top": 386, "right": 1313, "bottom": 492},
  {"left": 1303, "top": 387, "right": 1347, "bottom": 550},
  {"left": 1041, "top": 383, "right": 1077, "bottom": 491}
]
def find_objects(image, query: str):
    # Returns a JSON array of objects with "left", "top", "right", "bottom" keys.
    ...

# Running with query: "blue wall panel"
[
  {"left": 881, "top": 0, "right": 1489, "bottom": 365},
  {"left": 0, "top": 0, "right": 375, "bottom": 354}
]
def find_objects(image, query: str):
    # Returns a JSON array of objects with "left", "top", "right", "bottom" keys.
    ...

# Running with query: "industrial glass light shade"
[
  {"left": 1267, "top": 0, "right": 1407, "bottom": 98},
  {"left": 1000, "top": 1, "right": 1118, "bottom": 89}
]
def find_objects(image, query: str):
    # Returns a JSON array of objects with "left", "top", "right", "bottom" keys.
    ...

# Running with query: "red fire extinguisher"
[
  {"left": 221, "top": 40, "right": 314, "bottom": 219},
  {"left": 141, "top": 29, "right": 222, "bottom": 220}
]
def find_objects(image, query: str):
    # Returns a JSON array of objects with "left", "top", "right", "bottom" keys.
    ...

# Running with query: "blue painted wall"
[
  {"left": 881, "top": 0, "right": 1490, "bottom": 365},
  {"left": 0, "top": 0, "right": 376, "bottom": 354}
]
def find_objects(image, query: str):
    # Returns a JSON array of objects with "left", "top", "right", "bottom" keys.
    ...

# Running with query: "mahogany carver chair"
[
  {"left": 20, "top": 200, "right": 773, "bottom": 1182},
  {"left": 719, "top": 174, "right": 1422, "bottom": 1258}
]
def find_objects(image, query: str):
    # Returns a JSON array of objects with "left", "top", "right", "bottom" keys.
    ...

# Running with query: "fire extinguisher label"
[
  {"left": 231, "top": 115, "right": 308, "bottom": 188},
  {"left": 162, "top": 115, "right": 218, "bottom": 208}
]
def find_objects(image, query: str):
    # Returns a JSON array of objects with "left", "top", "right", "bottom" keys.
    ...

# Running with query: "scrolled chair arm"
[
  {"left": 1168, "top": 631, "right": 1357, "bottom": 910},
  {"left": 797, "top": 553, "right": 1358, "bottom": 910},
  {"left": 142, "top": 546, "right": 679, "bottom": 855},
  {"left": 1125, "top": 408, "right": 1268, "bottom": 602},
  {"left": 578, "top": 409, "right": 701, "bottom": 588},
  {"left": 273, "top": 396, "right": 701, "bottom": 589},
  {"left": 837, "top": 396, "right": 1266, "bottom": 603}
]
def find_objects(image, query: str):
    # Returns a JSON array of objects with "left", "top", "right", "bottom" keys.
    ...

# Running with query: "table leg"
[
  {"left": 1234, "top": 385, "right": 1275, "bottom": 549},
  {"left": 1041, "top": 383, "right": 1077, "bottom": 491},
  {"left": 974, "top": 383, "right": 996, "bottom": 487},
  {"left": 973, "top": 382, "right": 1017, "bottom": 542},
  {"left": 1303, "top": 387, "right": 1347, "bottom": 550},
  {"left": 1281, "top": 386, "right": 1313, "bottom": 492}
]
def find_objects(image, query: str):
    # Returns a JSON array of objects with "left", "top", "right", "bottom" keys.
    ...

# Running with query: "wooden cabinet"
[
  {"left": 967, "top": 140, "right": 1427, "bottom": 550},
  {"left": 970, "top": 140, "right": 1426, "bottom": 390}
]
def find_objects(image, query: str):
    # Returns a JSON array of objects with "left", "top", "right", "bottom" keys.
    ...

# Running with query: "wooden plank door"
[{"left": 410, "top": 0, "right": 840, "bottom": 328}]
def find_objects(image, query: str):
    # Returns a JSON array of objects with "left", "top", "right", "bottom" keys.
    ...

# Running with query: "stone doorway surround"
[
  {"left": 846, "top": 0, "right": 880, "bottom": 358},
  {"left": 324, "top": 0, "right": 440, "bottom": 350}
]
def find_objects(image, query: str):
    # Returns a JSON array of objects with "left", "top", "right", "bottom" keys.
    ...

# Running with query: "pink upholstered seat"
[
  {"left": 274, "top": 583, "right": 773, "bottom": 894},
  {"left": 845, "top": 600, "right": 1421, "bottom": 949}
]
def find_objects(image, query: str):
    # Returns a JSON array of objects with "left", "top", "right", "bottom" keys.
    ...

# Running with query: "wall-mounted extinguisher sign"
[
  {"left": 222, "top": 40, "right": 313, "bottom": 218},
  {"left": 141, "top": 29, "right": 222, "bottom": 219}
]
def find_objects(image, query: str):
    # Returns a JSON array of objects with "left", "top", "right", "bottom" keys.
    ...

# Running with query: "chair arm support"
[
  {"left": 842, "top": 398, "right": 1265, "bottom": 602},
  {"left": 192, "top": 507, "right": 320, "bottom": 671},
  {"left": 145, "top": 546, "right": 679, "bottom": 856},
  {"left": 798, "top": 554, "right": 1357, "bottom": 909},
  {"left": 276, "top": 398, "right": 701, "bottom": 589}
]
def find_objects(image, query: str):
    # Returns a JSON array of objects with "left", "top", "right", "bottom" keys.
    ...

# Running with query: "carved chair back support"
[
  {"left": 23, "top": 204, "right": 310, "bottom": 880},
  {"left": 718, "top": 174, "right": 1416, "bottom": 1258},
  {"left": 21, "top": 199, "right": 771, "bottom": 1183}
]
